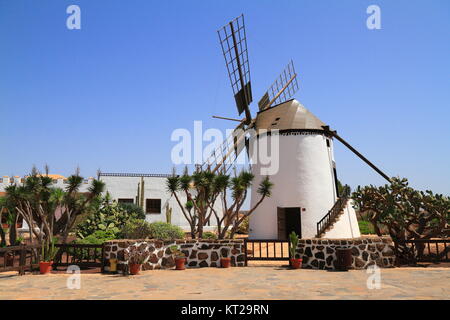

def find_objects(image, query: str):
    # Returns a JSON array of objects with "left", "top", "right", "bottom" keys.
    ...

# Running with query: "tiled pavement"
[{"left": 0, "top": 264, "right": 448, "bottom": 300}]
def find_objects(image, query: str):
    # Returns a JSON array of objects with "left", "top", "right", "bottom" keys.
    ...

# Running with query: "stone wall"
[
  {"left": 103, "top": 239, "right": 245, "bottom": 272},
  {"left": 295, "top": 236, "right": 395, "bottom": 270}
]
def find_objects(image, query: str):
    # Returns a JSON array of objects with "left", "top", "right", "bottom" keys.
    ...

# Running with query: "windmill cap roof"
[{"left": 255, "top": 99, "right": 327, "bottom": 131}]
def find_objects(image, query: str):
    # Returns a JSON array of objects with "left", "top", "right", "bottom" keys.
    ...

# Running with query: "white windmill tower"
[{"left": 202, "top": 15, "right": 391, "bottom": 240}]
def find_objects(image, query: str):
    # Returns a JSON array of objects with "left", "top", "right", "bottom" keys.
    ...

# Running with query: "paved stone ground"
[{"left": 0, "top": 264, "right": 448, "bottom": 300}]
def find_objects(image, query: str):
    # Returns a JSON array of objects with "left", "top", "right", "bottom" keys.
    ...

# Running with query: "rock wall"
[
  {"left": 295, "top": 237, "right": 395, "bottom": 270},
  {"left": 103, "top": 239, "right": 245, "bottom": 272}
]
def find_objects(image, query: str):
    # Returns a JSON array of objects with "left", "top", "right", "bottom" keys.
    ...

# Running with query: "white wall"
[
  {"left": 100, "top": 175, "right": 221, "bottom": 231},
  {"left": 323, "top": 199, "right": 361, "bottom": 238},
  {"left": 249, "top": 133, "right": 338, "bottom": 239}
]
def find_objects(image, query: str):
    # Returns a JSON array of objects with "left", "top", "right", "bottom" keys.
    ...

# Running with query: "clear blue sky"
[{"left": 1, "top": 0, "right": 449, "bottom": 194}]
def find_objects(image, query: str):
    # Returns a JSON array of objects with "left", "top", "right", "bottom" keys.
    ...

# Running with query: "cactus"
[
  {"left": 139, "top": 177, "right": 145, "bottom": 209},
  {"left": 165, "top": 203, "right": 172, "bottom": 224},
  {"left": 289, "top": 231, "right": 299, "bottom": 258}
]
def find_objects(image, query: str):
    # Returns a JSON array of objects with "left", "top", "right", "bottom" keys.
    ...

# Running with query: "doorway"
[{"left": 277, "top": 207, "right": 302, "bottom": 240}]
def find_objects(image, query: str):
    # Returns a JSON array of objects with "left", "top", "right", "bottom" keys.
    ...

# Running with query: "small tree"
[
  {"left": 166, "top": 167, "right": 273, "bottom": 239},
  {"left": 352, "top": 177, "right": 450, "bottom": 263},
  {"left": 11, "top": 167, "right": 105, "bottom": 247}
]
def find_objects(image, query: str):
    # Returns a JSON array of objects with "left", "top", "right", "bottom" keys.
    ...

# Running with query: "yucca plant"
[{"left": 41, "top": 237, "right": 58, "bottom": 262}]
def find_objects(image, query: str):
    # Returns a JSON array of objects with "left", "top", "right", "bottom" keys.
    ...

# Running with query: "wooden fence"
[
  {"left": 401, "top": 239, "right": 450, "bottom": 263},
  {"left": 244, "top": 239, "right": 290, "bottom": 266},
  {"left": 0, "top": 245, "right": 41, "bottom": 275},
  {"left": 53, "top": 243, "right": 105, "bottom": 271}
]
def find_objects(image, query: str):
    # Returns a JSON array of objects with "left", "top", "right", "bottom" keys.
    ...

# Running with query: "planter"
[
  {"left": 129, "top": 263, "right": 142, "bottom": 275},
  {"left": 290, "top": 258, "right": 303, "bottom": 269},
  {"left": 109, "top": 259, "right": 118, "bottom": 273},
  {"left": 336, "top": 247, "right": 352, "bottom": 271},
  {"left": 220, "top": 257, "right": 231, "bottom": 268},
  {"left": 175, "top": 257, "right": 186, "bottom": 270},
  {"left": 39, "top": 261, "right": 53, "bottom": 274}
]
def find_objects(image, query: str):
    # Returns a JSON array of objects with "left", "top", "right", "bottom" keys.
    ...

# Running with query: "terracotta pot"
[
  {"left": 129, "top": 263, "right": 142, "bottom": 275},
  {"left": 39, "top": 261, "right": 53, "bottom": 274},
  {"left": 290, "top": 258, "right": 302, "bottom": 269},
  {"left": 220, "top": 257, "right": 231, "bottom": 268},
  {"left": 175, "top": 257, "right": 186, "bottom": 270}
]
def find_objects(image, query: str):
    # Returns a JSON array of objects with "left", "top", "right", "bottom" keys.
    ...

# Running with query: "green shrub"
[
  {"left": 75, "top": 230, "right": 117, "bottom": 245},
  {"left": 120, "top": 219, "right": 152, "bottom": 239},
  {"left": 148, "top": 222, "right": 184, "bottom": 240},
  {"left": 76, "top": 197, "right": 145, "bottom": 239},
  {"left": 118, "top": 203, "right": 145, "bottom": 220},
  {"left": 202, "top": 231, "right": 217, "bottom": 240},
  {"left": 237, "top": 216, "right": 249, "bottom": 234},
  {"left": 358, "top": 220, "right": 375, "bottom": 235}
]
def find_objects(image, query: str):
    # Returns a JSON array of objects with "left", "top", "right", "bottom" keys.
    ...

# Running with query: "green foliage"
[
  {"left": 358, "top": 221, "right": 375, "bottom": 235},
  {"left": 166, "top": 167, "right": 273, "bottom": 239},
  {"left": 76, "top": 196, "right": 144, "bottom": 239},
  {"left": 4, "top": 166, "right": 105, "bottom": 245},
  {"left": 202, "top": 231, "right": 218, "bottom": 239},
  {"left": 41, "top": 237, "right": 58, "bottom": 262},
  {"left": 352, "top": 177, "right": 450, "bottom": 262},
  {"left": 75, "top": 230, "right": 117, "bottom": 245},
  {"left": 289, "top": 231, "right": 299, "bottom": 258},
  {"left": 118, "top": 202, "right": 145, "bottom": 220},
  {"left": 337, "top": 180, "right": 351, "bottom": 197},
  {"left": 169, "top": 244, "right": 185, "bottom": 258},
  {"left": 148, "top": 222, "right": 184, "bottom": 240},
  {"left": 236, "top": 216, "right": 249, "bottom": 234},
  {"left": 119, "top": 218, "right": 152, "bottom": 239}
]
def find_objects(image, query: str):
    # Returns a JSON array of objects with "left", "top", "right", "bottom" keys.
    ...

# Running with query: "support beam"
[
  {"left": 322, "top": 126, "right": 391, "bottom": 183},
  {"left": 212, "top": 115, "right": 244, "bottom": 122}
]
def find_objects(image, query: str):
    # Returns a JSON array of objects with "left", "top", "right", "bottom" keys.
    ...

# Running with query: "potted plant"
[
  {"left": 40, "top": 238, "right": 58, "bottom": 274},
  {"left": 127, "top": 248, "right": 150, "bottom": 275},
  {"left": 220, "top": 247, "right": 231, "bottom": 268},
  {"left": 170, "top": 245, "right": 186, "bottom": 270},
  {"left": 289, "top": 231, "right": 302, "bottom": 269}
]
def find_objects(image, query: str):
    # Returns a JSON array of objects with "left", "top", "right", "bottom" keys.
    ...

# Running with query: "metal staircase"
[{"left": 316, "top": 186, "right": 351, "bottom": 238}]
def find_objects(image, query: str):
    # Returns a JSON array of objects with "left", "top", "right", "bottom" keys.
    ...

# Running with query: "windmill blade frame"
[
  {"left": 201, "top": 121, "right": 248, "bottom": 174},
  {"left": 258, "top": 60, "right": 299, "bottom": 111},
  {"left": 217, "top": 14, "right": 253, "bottom": 124}
]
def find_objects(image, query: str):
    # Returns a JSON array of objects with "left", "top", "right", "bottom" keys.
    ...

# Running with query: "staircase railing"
[{"left": 316, "top": 186, "right": 351, "bottom": 238}]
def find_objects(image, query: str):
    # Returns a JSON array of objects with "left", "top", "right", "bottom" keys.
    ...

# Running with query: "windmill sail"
[
  {"left": 258, "top": 60, "right": 299, "bottom": 111},
  {"left": 201, "top": 122, "right": 247, "bottom": 174},
  {"left": 218, "top": 15, "right": 253, "bottom": 124}
]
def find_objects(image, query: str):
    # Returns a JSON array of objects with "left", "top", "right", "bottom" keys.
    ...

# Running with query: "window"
[
  {"left": 146, "top": 199, "right": 161, "bottom": 214},
  {"left": 118, "top": 198, "right": 134, "bottom": 204},
  {"left": 326, "top": 139, "right": 330, "bottom": 148}
]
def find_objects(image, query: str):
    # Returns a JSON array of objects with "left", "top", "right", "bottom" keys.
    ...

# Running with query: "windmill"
[{"left": 202, "top": 14, "right": 391, "bottom": 240}]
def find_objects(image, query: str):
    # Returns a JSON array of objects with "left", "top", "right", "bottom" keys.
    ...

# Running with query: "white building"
[{"left": 99, "top": 173, "right": 219, "bottom": 231}]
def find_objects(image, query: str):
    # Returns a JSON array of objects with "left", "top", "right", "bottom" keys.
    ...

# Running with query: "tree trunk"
[{"left": 9, "top": 213, "right": 18, "bottom": 245}]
